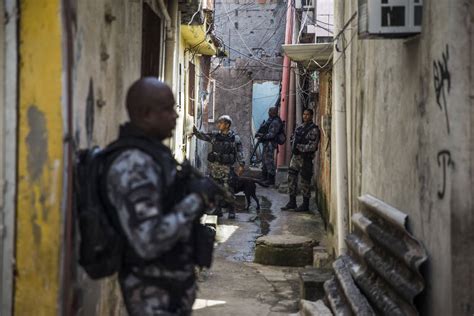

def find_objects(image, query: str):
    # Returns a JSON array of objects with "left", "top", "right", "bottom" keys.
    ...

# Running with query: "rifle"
[
  {"left": 249, "top": 139, "right": 262, "bottom": 165},
  {"left": 250, "top": 120, "right": 268, "bottom": 165}
]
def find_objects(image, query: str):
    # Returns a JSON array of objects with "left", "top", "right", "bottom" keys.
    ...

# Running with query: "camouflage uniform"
[
  {"left": 288, "top": 122, "right": 320, "bottom": 198},
  {"left": 259, "top": 117, "right": 282, "bottom": 177},
  {"left": 106, "top": 124, "right": 203, "bottom": 316}
]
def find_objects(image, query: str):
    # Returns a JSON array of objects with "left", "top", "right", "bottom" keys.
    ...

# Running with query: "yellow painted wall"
[{"left": 16, "top": 0, "right": 64, "bottom": 314}]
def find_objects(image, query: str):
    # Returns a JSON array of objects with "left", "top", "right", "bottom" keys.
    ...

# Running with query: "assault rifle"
[{"left": 250, "top": 120, "right": 268, "bottom": 165}]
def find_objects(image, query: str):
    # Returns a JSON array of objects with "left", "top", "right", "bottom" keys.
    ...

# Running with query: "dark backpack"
[
  {"left": 74, "top": 145, "right": 123, "bottom": 279},
  {"left": 74, "top": 138, "right": 162, "bottom": 279},
  {"left": 275, "top": 118, "right": 286, "bottom": 145}
]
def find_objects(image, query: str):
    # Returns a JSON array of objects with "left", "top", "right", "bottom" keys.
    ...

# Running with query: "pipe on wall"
[
  {"left": 286, "top": 66, "right": 296, "bottom": 163},
  {"left": 277, "top": 0, "right": 294, "bottom": 167},
  {"left": 334, "top": 0, "right": 349, "bottom": 255}
]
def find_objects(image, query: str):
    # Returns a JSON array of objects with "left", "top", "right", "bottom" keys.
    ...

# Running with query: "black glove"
[{"left": 187, "top": 177, "right": 226, "bottom": 207}]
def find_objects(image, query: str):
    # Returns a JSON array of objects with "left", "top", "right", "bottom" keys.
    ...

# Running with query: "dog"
[{"left": 229, "top": 176, "right": 269, "bottom": 211}]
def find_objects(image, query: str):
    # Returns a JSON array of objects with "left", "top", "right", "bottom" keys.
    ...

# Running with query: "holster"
[{"left": 193, "top": 223, "right": 216, "bottom": 269}]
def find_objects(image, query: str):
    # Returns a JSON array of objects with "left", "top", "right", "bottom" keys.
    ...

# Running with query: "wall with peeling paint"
[
  {"left": 332, "top": 0, "right": 473, "bottom": 314},
  {"left": 16, "top": 1, "right": 64, "bottom": 314}
]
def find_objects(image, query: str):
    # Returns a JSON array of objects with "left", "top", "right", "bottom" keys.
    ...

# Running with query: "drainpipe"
[
  {"left": 157, "top": 0, "right": 173, "bottom": 39},
  {"left": 277, "top": 0, "right": 294, "bottom": 167},
  {"left": 295, "top": 70, "right": 302, "bottom": 124},
  {"left": 334, "top": 0, "right": 349, "bottom": 255},
  {"left": 164, "top": 0, "right": 178, "bottom": 86},
  {"left": 286, "top": 67, "right": 296, "bottom": 163}
]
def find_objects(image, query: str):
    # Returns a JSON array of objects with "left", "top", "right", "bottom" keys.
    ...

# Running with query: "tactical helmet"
[{"left": 217, "top": 115, "right": 233, "bottom": 126}]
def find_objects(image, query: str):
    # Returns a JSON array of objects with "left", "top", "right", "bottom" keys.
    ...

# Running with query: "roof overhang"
[
  {"left": 181, "top": 24, "right": 218, "bottom": 56},
  {"left": 282, "top": 43, "right": 333, "bottom": 70}
]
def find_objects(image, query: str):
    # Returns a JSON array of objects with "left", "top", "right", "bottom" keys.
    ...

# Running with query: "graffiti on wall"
[
  {"left": 433, "top": 44, "right": 451, "bottom": 134},
  {"left": 433, "top": 45, "right": 454, "bottom": 200},
  {"left": 436, "top": 150, "right": 453, "bottom": 199}
]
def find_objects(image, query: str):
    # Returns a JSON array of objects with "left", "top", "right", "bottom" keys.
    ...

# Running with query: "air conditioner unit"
[
  {"left": 358, "top": 0, "right": 422, "bottom": 38},
  {"left": 295, "top": 0, "right": 315, "bottom": 10}
]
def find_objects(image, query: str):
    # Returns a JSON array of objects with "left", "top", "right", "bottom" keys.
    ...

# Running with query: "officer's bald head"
[
  {"left": 125, "top": 77, "right": 177, "bottom": 139},
  {"left": 126, "top": 77, "right": 174, "bottom": 122}
]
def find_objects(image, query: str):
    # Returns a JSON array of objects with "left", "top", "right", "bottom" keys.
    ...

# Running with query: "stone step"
[
  {"left": 254, "top": 234, "right": 315, "bottom": 266},
  {"left": 299, "top": 268, "right": 333, "bottom": 302},
  {"left": 299, "top": 300, "right": 333, "bottom": 316},
  {"left": 313, "top": 246, "right": 332, "bottom": 268},
  {"left": 201, "top": 214, "right": 218, "bottom": 229}
]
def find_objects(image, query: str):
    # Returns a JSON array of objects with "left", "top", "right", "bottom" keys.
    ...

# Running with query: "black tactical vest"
[{"left": 207, "top": 132, "right": 236, "bottom": 165}]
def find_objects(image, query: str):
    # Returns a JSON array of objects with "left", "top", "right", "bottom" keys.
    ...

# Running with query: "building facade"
[{"left": 0, "top": 1, "right": 221, "bottom": 314}]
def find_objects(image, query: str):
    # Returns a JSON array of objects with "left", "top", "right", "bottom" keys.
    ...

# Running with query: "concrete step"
[
  {"left": 299, "top": 300, "right": 333, "bottom": 316},
  {"left": 299, "top": 268, "right": 333, "bottom": 302},
  {"left": 313, "top": 246, "right": 332, "bottom": 268},
  {"left": 254, "top": 234, "right": 315, "bottom": 266},
  {"left": 201, "top": 214, "right": 218, "bottom": 229}
]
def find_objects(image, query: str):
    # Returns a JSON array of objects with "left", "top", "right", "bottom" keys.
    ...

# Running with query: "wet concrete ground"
[{"left": 193, "top": 187, "right": 326, "bottom": 315}]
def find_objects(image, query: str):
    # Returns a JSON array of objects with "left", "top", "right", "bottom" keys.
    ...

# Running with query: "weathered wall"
[
  {"left": 16, "top": 1, "right": 64, "bottom": 314},
  {"left": 70, "top": 1, "right": 167, "bottom": 314},
  {"left": 214, "top": 0, "right": 287, "bottom": 65},
  {"left": 314, "top": 70, "right": 332, "bottom": 240},
  {"left": 212, "top": 57, "right": 283, "bottom": 164},
  {"left": 332, "top": 0, "right": 473, "bottom": 314}
]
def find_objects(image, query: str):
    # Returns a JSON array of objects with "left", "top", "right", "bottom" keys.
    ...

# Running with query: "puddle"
[{"left": 251, "top": 196, "right": 275, "bottom": 235}]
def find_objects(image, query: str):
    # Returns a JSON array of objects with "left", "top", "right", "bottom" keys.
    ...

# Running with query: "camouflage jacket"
[
  {"left": 194, "top": 129, "right": 245, "bottom": 166},
  {"left": 260, "top": 116, "right": 283, "bottom": 144},
  {"left": 291, "top": 122, "right": 321, "bottom": 154},
  {"left": 106, "top": 132, "right": 203, "bottom": 280}
]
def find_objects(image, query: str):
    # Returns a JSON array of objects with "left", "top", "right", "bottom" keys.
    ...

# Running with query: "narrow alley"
[
  {"left": 194, "top": 187, "right": 326, "bottom": 315},
  {"left": 0, "top": 0, "right": 472, "bottom": 316}
]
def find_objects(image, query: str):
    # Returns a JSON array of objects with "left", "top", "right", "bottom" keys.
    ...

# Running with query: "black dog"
[{"left": 229, "top": 176, "right": 269, "bottom": 211}]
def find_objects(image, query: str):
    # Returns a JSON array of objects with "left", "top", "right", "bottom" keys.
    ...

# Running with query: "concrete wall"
[
  {"left": 331, "top": 0, "right": 473, "bottom": 314},
  {"left": 211, "top": 57, "right": 283, "bottom": 165},
  {"left": 314, "top": 70, "right": 332, "bottom": 243},
  {"left": 214, "top": 0, "right": 287, "bottom": 65},
  {"left": 71, "top": 1, "right": 144, "bottom": 314}
]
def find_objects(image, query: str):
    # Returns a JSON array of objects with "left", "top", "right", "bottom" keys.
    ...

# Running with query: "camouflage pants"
[
  {"left": 262, "top": 142, "right": 276, "bottom": 176},
  {"left": 208, "top": 162, "right": 234, "bottom": 211},
  {"left": 119, "top": 272, "right": 196, "bottom": 316},
  {"left": 288, "top": 155, "right": 313, "bottom": 198},
  {"left": 208, "top": 162, "right": 232, "bottom": 191}
]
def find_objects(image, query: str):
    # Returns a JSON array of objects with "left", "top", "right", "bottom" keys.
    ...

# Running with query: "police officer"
[
  {"left": 106, "top": 78, "right": 224, "bottom": 315},
  {"left": 281, "top": 109, "right": 320, "bottom": 212},
  {"left": 255, "top": 107, "right": 283, "bottom": 185},
  {"left": 193, "top": 115, "right": 245, "bottom": 219}
]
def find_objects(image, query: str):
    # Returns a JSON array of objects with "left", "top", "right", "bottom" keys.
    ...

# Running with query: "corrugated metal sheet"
[{"left": 325, "top": 195, "right": 428, "bottom": 315}]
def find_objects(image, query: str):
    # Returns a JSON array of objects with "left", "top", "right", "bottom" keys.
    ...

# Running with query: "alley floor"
[{"left": 193, "top": 187, "right": 326, "bottom": 316}]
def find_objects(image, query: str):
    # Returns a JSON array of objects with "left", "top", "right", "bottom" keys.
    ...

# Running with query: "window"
[{"left": 141, "top": 3, "right": 163, "bottom": 77}]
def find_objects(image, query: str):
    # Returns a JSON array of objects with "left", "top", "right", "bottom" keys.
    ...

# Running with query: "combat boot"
[
  {"left": 281, "top": 195, "right": 297, "bottom": 210},
  {"left": 295, "top": 197, "right": 310, "bottom": 212}
]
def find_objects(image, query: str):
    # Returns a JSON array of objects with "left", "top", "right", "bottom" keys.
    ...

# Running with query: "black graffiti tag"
[
  {"left": 433, "top": 45, "right": 451, "bottom": 134},
  {"left": 437, "top": 150, "right": 453, "bottom": 199}
]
